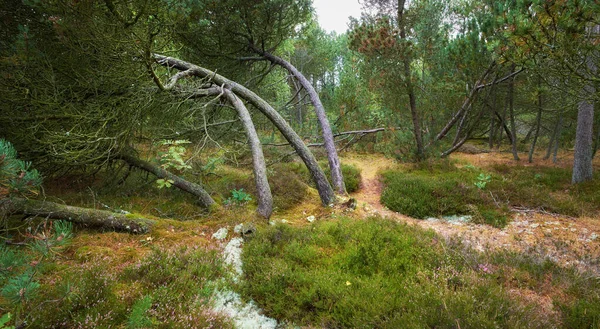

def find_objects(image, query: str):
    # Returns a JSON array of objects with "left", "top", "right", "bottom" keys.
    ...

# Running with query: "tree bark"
[
  {"left": 545, "top": 113, "right": 562, "bottom": 160},
  {"left": 255, "top": 49, "right": 346, "bottom": 195},
  {"left": 508, "top": 65, "right": 520, "bottom": 160},
  {"left": 222, "top": 89, "right": 273, "bottom": 219},
  {"left": 572, "top": 29, "right": 597, "bottom": 184},
  {"left": 117, "top": 152, "right": 216, "bottom": 208},
  {"left": 529, "top": 78, "right": 543, "bottom": 163},
  {"left": 1, "top": 198, "right": 153, "bottom": 233},
  {"left": 154, "top": 54, "right": 336, "bottom": 206},
  {"left": 398, "top": 1, "right": 424, "bottom": 160},
  {"left": 572, "top": 92, "right": 595, "bottom": 183}
]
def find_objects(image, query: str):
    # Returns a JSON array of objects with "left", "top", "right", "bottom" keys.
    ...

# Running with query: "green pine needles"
[{"left": 0, "top": 139, "right": 42, "bottom": 198}]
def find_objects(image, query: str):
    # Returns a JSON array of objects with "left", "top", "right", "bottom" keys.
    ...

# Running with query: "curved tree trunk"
[
  {"left": 1, "top": 198, "right": 154, "bottom": 233},
  {"left": 117, "top": 152, "right": 216, "bottom": 208},
  {"left": 256, "top": 49, "right": 346, "bottom": 195},
  {"left": 154, "top": 54, "right": 336, "bottom": 206},
  {"left": 222, "top": 89, "right": 273, "bottom": 218}
]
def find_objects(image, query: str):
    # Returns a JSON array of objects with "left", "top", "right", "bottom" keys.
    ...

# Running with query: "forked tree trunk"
[
  {"left": 256, "top": 49, "right": 346, "bottom": 195},
  {"left": 154, "top": 54, "right": 336, "bottom": 206},
  {"left": 223, "top": 89, "right": 273, "bottom": 218},
  {"left": 117, "top": 152, "right": 216, "bottom": 208},
  {"left": 1, "top": 198, "right": 154, "bottom": 233}
]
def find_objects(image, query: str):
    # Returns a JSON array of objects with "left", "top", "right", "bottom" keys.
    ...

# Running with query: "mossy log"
[{"left": 0, "top": 198, "right": 154, "bottom": 233}]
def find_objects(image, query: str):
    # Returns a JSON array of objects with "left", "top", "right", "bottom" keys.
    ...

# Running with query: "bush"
[
  {"left": 380, "top": 166, "right": 508, "bottom": 227},
  {"left": 277, "top": 161, "right": 362, "bottom": 193},
  {"left": 269, "top": 164, "right": 309, "bottom": 211},
  {"left": 241, "top": 217, "right": 547, "bottom": 328}
]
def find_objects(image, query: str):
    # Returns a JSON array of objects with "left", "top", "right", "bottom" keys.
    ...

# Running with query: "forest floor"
[{"left": 344, "top": 152, "right": 600, "bottom": 276}]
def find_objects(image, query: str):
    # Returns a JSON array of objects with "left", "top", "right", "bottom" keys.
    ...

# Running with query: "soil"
[{"left": 342, "top": 152, "right": 600, "bottom": 276}]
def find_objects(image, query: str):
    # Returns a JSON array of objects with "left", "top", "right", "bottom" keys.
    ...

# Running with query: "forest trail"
[{"left": 343, "top": 153, "right": 600, "bottom": 276}]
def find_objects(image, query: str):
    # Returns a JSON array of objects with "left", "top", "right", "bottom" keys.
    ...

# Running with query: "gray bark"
[
  {"left": 154, "top": 54, "right": 336, "bottom": 205},
  {"left": 572, "top": 92, "right": 595, "bottom": 183},
  {"left": 572, "top": 30, "right": 597, "bottom": 184},
  {"left": 529, "top": 79, "right": 543, "bottom": 163},
  {"left": 117, "top": 152, "right": 216, "bottom": 208},
  {"left": 223, "top": 89, "right": 273, "bottom": 218},
  {"left": 1, "top": 198, "right": 154, "bottom": 233},
  {"left": 508, "top": 65, "right": 520, "bottom": 161},
  {"left": 256, "top": 49, "right": 346, "bottom": 195},
  {"left": 398, "top": 1, "right": 424, "bottom": 160},
  {"left": 545, "top": 113, "right": 563, "bottom": 160}
]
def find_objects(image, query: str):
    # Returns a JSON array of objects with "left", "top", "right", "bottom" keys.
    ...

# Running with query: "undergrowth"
[
  {"left": 1, "top": 244, "right": 232, "bottom": 328},
  {"left": 380, "top": 162, "right": 508, "bottom": 227},
  {"left": 380, "top": 161, "right": 600, "bottom": 227},
  {"left": 241, "top": 217, "right": 600, "bottom": 328}
]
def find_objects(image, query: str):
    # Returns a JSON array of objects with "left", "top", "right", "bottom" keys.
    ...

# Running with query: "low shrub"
[
  {"left": 268, "top": 164, "right": 309, "bottom": 211},
  {"left": 241, "top": 217, "right": 551, "bottom": 328},
  {"left": 380, "top": 166, "right": 507, "bottom": 227}
]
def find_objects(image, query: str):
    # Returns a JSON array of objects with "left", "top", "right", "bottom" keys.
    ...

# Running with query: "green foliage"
[
  {"left": 27, "top": 246, "right": 230, "bottom": 328},
  {"left": 30, "top": 220, "right": 73, "bottom": 257},
  {"left": 241, "top": 217, "right": 550, "bottom": 328},
  {"left": 1, "top": 271, "right": 40, "bottom": 304},
  {"left": 0, "top": 139, "right": 42, "bottom": 198},
  {"left": 380, "top": 165, "right": 507, "bottom": 227},
  {"left": 339, "top": 164, "right": 362, "bottom": 193},
  {"left": 268, "top": 164, "right": 309, "bottom": 211},
  {"left": 224, "top": 188, "right": 252, "bottom": 207},
  {"left": 158, "top": 140, "right": 192, "bottom": 172},
  {"left": 127, "top": 295, "right": 155, "bottom": 329},
  {"left": 474, "top": 173, "right": 492, "bottom": 190},
  {"left": 0, "top": 313, "right": 14, "bottom": 329}
]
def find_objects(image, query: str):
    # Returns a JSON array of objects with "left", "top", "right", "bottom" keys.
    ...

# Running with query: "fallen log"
[{"left": 1, "top": 198, "right": 154, "bottom": 233}]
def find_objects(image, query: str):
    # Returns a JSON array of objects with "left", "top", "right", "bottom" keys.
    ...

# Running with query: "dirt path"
[{"left": 343, "top": 153, "right": 600, "bottom": 275}]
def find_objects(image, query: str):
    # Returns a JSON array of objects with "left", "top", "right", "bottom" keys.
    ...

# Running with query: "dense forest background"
[{"left": 1, "top": 0, "right": 600, "bottom": 328}]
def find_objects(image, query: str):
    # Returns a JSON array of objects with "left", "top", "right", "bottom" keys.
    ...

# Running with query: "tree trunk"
[
  {"left": 572, "top": 93, "right": 595, "bottom": 183},
  {"left": 117, "top": 152, "right": 216, "bottom": 208},
  {"left": 1, "top": 198, "right": 153, "bottom": 233},
  {"left": 572, "top": 32, "right": 597, "bottom": 184},
  {"left": 154, "top": 54, "right": 336, "bottom": 205},
  {"left": 529, "top": 78, "right": 543, "bottom": 163},
  {"left": 256, "top": 49, "right": 347, "bottom": 195},
  {"left": 544, "top": 112, "right": 562, "bottom": 160},
  {"left": 508, "top": 65, "right": 520, "bottom": 160},
  {"left": 222, "top": 89, "right": 273, "bottom": 219},
  {"left": 398, "top": 1, "right": 424, "bottom": 160}
]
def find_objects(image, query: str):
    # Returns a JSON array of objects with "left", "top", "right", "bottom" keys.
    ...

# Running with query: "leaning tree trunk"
[
  {"left": 154, "top": 54, "right": 336, "bottom": 206},
  {"left": 223, "top": 89, "right": 273, "bottom": 219},
  {"left": 256, "top": 49, "right": 346, "bottom": 195},
  {"left": 117, "top": 152, "right": 216, "bottom": 208},
  {"left": 1, "top": 198, "right": 154, "bottom": 233}
]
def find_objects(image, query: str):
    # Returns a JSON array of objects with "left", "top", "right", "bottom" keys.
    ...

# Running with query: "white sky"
[{"left": 312, "top": 0, "right": 363, "bottom": 34}]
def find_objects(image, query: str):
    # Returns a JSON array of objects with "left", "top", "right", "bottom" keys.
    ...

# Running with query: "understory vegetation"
[
  {"left": 242, "top": 217, "right": 600, "bottom": 328},
  {"left": 381, "top": 160, "right": 600, "bottom": 227}
]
